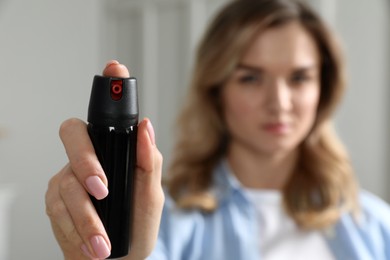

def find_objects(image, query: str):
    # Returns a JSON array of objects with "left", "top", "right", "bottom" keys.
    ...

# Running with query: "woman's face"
[{"left": 222, "top": 21, "right": 320, "bottom": 156}]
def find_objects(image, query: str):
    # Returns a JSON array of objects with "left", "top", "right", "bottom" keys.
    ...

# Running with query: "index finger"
[
  {"left": 59, "top": 118, "right": 108, "bottom": 200},
  {"left": 59, "top": 61, "right": 131, "bottom": 200}
]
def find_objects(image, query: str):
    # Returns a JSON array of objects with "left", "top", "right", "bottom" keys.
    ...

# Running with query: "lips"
[{"left": 262, "top": 122, "right": 290, "bottom": 135}]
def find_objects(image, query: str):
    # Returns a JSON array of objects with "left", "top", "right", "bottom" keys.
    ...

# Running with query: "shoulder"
[
  {"left": 355, "top": 191, "right": 390, "bottom": 256},
  {"left": 353, "top": 190, "right": 390, "bottom": 248},
  {"left": 359, "top": 190, "right": 390, "bottom": 228},
  {"left": 327, "top": 191, "right": 390, "bottom": 259}
]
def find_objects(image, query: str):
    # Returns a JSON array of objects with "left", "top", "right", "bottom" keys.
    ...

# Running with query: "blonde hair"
[{"left": 167, "top": 0, "right": 358, "bottom": 229}]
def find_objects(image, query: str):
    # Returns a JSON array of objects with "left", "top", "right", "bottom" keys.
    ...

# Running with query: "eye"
[
  {"left": 290, "top": 72, "right": 311, "bottom": 85},
  {"left": 238, "top": 73, "right": 263, "bottom": 86}
]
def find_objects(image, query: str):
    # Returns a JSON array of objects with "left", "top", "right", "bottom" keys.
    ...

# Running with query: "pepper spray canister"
[{"left": 87, "top": 75, "right": 138, "bottom": 258}]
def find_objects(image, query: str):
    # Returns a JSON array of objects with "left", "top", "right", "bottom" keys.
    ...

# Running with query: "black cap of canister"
[{"left": 88, "top": 75, "right": 139, "bottom": 128}]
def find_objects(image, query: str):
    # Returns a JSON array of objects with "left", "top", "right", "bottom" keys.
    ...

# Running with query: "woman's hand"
[{"left": 45, "top": 61, "right": 164, "bottom": 259}]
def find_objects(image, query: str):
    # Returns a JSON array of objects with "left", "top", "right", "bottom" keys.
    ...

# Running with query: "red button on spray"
[{"left": 111, "top": 80, "right": 123, "bottom": 101}]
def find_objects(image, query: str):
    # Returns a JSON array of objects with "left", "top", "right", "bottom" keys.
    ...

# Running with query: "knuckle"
[
  {"left": 59, "top": 171, "right": 80, "bottom": 194},
  {"left": 64, "top": 225, "right": 82, "bottom": 244},
  {"left": 47, "top": 164, "right": 67, "bottom": 189},
  {"left": 46, "top": 199, "right": 67, "bottom": 219},
  {"left": 76, "top": 215, "right": 101, "bottom": 233},
  {"left": 45, "top": 168, "right": 67, "bottom": 213},
  {"left": 47, "top": 174, "right": 59, "bottom": 193}
]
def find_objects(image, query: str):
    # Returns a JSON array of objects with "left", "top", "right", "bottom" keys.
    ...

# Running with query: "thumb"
[
  {"left": 137, "top": 118, "right": 157, "bottom": 174},
  {"left": 102, "top": 60, "right": 130, "bottom": 78}
]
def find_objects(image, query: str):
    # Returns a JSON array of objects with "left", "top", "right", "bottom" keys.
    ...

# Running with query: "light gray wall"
[
  {"left": 333, "top": 0, "right": 390, "bottom": 200},
  {"left": 0, "top": 0, "right": 103, "bottom": 258},
  {"left": 0, "top": 0, "right": 388, "bottom": 259}
]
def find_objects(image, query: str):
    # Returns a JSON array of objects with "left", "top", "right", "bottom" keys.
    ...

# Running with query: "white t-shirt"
[{"left": 243, "top": 188, "right": 335, "bottom": 260}]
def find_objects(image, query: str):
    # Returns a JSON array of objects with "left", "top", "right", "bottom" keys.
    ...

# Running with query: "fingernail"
[
  {"left": 85, "top": 176, "right": 108, "bottom": 200},
  {"left": 146, "top": 119, "right": 156, "bottom": 145},
  {"left": 90, "top": 235, "right": 111, "bottom": 259},
  {"left": 81, "top": 244, "right": 95, "bottom": 259},
  {"left": 106, "top": 60, "right": 119, "bottom": 67}
]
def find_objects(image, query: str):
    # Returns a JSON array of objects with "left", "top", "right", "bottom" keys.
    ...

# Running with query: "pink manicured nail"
[
  {"left": 146, "top": 120, "right": 156, "bottom": 145},
  {"left": 90, "top": 235, "right": 111, "bottom": 259},
  {"left": 85, "top": 176, "right": 108, "bottom": 200}
]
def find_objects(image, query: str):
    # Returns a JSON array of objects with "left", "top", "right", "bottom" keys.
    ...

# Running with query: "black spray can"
[{"left": 87, "top": 75, "right": 138, "bottom": 258}]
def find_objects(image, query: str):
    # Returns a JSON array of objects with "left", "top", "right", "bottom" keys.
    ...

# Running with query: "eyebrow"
[
  {"left": 236, "top": 63, "right": 263, "bottom": 73},
  {"left": 236, "top": 63, "right": 318, "bottom": 73}
]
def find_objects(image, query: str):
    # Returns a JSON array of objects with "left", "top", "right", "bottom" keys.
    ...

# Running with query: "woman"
[{"left": 46, "top": 0, "right": 390, "bottom": 259}]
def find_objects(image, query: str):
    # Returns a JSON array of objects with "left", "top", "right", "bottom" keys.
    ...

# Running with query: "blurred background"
[{"left": 0, "top": 0, "right": 388, "bottom": 258}]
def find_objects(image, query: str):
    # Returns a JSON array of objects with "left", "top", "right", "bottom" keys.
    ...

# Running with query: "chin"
[{"left": 255, "top": 139, "right": 299, "bottom": 157}]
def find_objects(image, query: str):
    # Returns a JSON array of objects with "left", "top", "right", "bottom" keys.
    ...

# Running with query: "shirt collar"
[{"left": 212, "top": 159, "right": 248, "bottom": 204}]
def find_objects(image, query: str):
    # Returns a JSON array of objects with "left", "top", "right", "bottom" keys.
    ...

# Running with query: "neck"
[{"left": 226, "top": 143, "right": 299, "bottom": 190}]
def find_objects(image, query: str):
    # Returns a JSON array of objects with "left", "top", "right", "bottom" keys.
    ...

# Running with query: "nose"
[{"left": 265, "top": 78, "right": 292, "bottom": 113}]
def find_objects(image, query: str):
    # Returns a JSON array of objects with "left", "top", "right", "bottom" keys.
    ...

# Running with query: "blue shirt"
[{"left": 148, "top": 161, "right": 390, "bottom": 260}]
